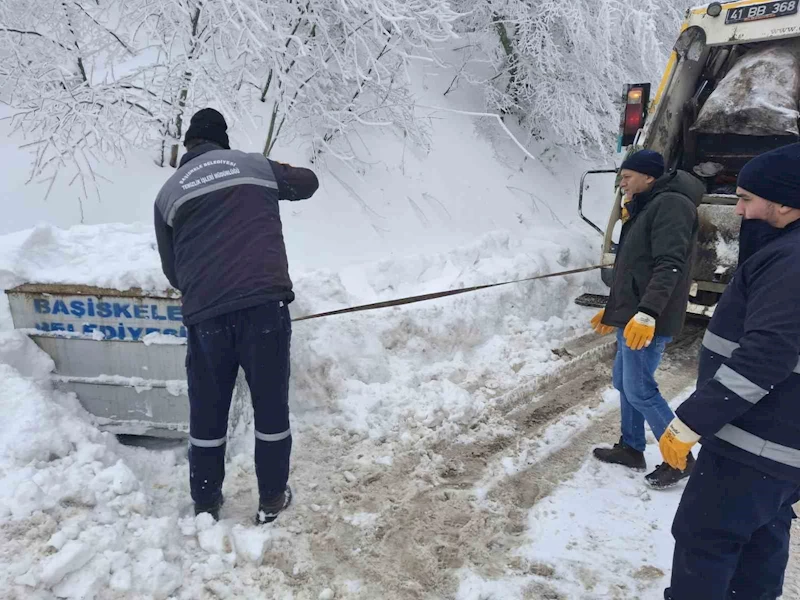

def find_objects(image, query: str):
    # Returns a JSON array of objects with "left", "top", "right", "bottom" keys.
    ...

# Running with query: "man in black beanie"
[
  {"left": 661, "top": 143, "right": 800, "bottom": 600},
  {"left": 154, "top": 108, "right": 319, "bottom": 524},
  {"left": 590, "top": 149, "right": 704, "bottom": 489}
]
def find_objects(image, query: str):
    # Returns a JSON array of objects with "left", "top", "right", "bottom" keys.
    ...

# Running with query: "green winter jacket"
[{"left": 601, "top": 170, "right": 704, "bottom": 337}]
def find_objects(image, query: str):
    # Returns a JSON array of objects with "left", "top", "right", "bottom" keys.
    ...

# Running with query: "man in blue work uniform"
[
  {"left": 154, "top": 108, "right": 319, "bottom": 524},
  {"left": 660, "top": 143, "right": 800, "bottom": 600}
]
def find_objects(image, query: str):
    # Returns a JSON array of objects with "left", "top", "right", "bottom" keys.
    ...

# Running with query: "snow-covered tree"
[
  {"left": 1, "top": 0, "right": 461, "bottom": 186},
  {"left": 0, "top": 1, "right": 150, "bottom": 192},
  {"left": 447, "top": 0, "right": 695, "bottom": 151},
  {"left": 233, "top": 0, "right": 460, "bottom": 159},
  {"left": 1, "top": 0, "right": 698, "bottom": 188}
]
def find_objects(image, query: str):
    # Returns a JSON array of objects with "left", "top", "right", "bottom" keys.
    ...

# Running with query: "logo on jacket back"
[{"left": 179, "top": 159, "right": 240, "bottom": 191}]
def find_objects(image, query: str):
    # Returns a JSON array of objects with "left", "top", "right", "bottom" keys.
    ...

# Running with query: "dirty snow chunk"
[
  {"left": 343, "top": 470, "right": 357, "bottom": 483},
  {"left": 52, "top": 554, "right": 110, "bottom": 600},
  {"left": 456, "top": 570, "right": 529, "bottom": 600},
  {"left": 89, "top": 460, "right": 139, "bottom": 497},
  {"left": 0, "top": 365, "right": 74, "bottom": 469},
  {"left": 0, "top": 331, "right": 54, "bottom": 378},
  {"left": 109, "top": 568, "right": 132, "bottom": 592},
  {"left": 319, "top": 589, "right": 335, "bottom": 600},
  {"left": 131, "top": 548, "right": 181, "bottom": 600},
  {"left": 40, "top": 540, "right": 95, "bottom": 586},
  {"left": 142, "top": 332, "right": 186, "bottom": 346},
  {"left": 231, "top": 525, "right": 271, "bottom": 564},
  {"left": 47, "top": 530, "right": 74, "bottom": 552},
  {"left": 195, "top": 511, "right": 216, "bottom": 531},
  {"left": 14, "top": 570, "right": 37, "bottom": 587},
  {"left": 343, "top": 512, "right": 379, "bottom": 528},
  {"left": 165, "top": 379, "right": 188, "bottom": 397},
  {"left": 198, "top": 521, "right": 230, "bottom": 554}
]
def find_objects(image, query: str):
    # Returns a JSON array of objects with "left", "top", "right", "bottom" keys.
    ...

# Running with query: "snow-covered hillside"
[{"left": 0, "top": 68, "right": 610, "bottom": 271}]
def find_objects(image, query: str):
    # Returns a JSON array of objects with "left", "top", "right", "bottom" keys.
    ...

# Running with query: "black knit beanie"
[
  {"left": 738, "top": 143, "right": 800, "bottom": 208},
  {"left": 184, "top": 108, "right": 230, "bottom": 149},
  {"left": 620, "top": 149, "right": 665, "bottom": 179}
]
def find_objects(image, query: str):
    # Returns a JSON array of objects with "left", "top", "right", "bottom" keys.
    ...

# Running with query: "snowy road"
[
  {"left": 141, "top": 322, "right": 706, "bottom": 599},
  {"left": 3, "top": 319, "right": 799, "bottom": 599},
  {"left": 102, "top": 326, "right": 702, "bottom": 599}
]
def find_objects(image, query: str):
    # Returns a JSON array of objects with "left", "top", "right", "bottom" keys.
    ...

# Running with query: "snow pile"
[
  {"left": 0, "top": 216, "right": 605, "bottom": 598},
  {"left": 0, "top": 344, "right": 309, "bottom": 599},
  {"left": 270, "top": 228, "right": 596, "bottom": 448},
  {"left": 0, "top": 357, "right": 178, "bottom": 598},
  {"left": 0, "top": 222, "right": 170, "bottom": 295},
  {"left": 0, "top": 330, "right": 54, "bottom": 378},
  {"left": 0, "top": 218, "right": 598, "bottom": 448}
]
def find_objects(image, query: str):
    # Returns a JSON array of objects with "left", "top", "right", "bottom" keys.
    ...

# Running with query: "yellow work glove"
[
  {"left": 590, "top": 309, "right": 615, "bottom": 335},
  {"left": 659, "top": 417, "right": 700, "bottom": 471},
  {"left": 623, "top": 312, "right": 656, "bottom": 350}
]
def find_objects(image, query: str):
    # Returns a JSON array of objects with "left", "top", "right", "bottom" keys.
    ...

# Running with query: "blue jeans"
[{"left": 613, "top": 329, "right": 673, "bottom": 452}]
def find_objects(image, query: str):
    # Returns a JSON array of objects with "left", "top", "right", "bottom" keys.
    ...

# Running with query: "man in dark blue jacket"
[
  {"left": 660, "top": 143, "right": 800, "bottom": 600},
  {"left": 154, "top": 108, "right": 319, "bottom": 524}
]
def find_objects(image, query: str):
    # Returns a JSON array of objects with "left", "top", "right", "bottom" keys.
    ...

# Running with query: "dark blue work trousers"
[
  {"left": 186, "top": 302, "right": 292, "bottom": 507},
  {"left": 665, "top": 448, "right": 800, "bottom": 600}
]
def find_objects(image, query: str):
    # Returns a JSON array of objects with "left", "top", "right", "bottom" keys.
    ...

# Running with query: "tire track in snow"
[
  {"left": 122, "top": 319, "right": 798, "bottom": 599},
  {"left": 228, "top": 324, "right": 707, "bottom": 598}
]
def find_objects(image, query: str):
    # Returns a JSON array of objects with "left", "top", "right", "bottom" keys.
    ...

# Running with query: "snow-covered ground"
[
  {"left": 0, "top": 214, "right": 712, "bottom": 600},
  {"left": 0, "top": 219, "right": 609, "bottom": 599},
  {"left": 2, "top": 42, "right": 797, "bottom": 600}
]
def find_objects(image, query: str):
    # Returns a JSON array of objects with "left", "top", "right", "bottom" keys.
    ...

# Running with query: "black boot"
[
  {"left": 593, "top": 437, "right": 646, "bottom": 470},
  {"left": 645, "top": 453, "right": 695, "bottom": 490},
  {"left": 255, "top": 485, "right": 293, "bottom": 525},
  {"left": 194, "top": 493, "right": 224, "bottom": 520}
]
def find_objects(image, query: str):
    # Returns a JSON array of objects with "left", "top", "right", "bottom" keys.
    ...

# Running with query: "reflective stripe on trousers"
[
  {"left": 255, "top": 428, "right": 291, "bottom": 442},
  {"left": 190, "top": 435, "right": 227, "bottom": 448}
]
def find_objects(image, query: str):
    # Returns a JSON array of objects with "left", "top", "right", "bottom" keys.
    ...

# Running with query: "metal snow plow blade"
[
  {"left": 6, "top": 283, "right": 191, "bottom": 438},
  {"left": 574, "top": 293, "right": 609, "bottom": 308},
  {"left": 575, "top": 293, "right": 717, "bottom": 318}
]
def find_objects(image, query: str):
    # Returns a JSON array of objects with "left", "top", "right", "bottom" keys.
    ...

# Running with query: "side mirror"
[{"left": 578, "top": 169, "right": 618, "bottom": 236}]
